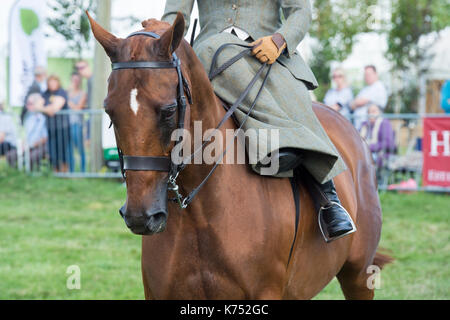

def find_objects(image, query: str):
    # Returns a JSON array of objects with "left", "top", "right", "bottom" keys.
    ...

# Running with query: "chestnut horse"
[{"left": 88, "top": 12, "right": 391, "bottom": 299}]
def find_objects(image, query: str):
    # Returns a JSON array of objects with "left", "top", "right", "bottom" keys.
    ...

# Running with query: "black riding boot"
[
  {"left": 256, "top": 150, "right": 355, "bottom": 241},
  {"left": 318, "top": 180, "right": 356, "bottom": 242},
  {"left": 255, "top": 148, "right": 303, "bottom": 174}
]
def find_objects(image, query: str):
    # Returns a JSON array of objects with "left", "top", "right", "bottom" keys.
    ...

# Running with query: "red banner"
[{"left": 422, "top": 117, "right": 450, "bottom": 187}]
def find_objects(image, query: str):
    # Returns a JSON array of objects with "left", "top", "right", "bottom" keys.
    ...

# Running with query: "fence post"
[{"left": 89, "top": 0, "right": 112, "bottom": 172}]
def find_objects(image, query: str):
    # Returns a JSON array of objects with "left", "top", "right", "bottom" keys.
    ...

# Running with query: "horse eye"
[
  {"left": 160, "top": 103, "right": 177, "bottom": 114},
  {"left": 159, "top": 103, "right": 177, "bottom": 147},
  {"left": 159, "top": 103, "right": 177, "bottom": 124}
]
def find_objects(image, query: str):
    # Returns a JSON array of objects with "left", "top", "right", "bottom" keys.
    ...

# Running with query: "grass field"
[{"left": 0, "top": 168, "right": 449, "bottom": 299}]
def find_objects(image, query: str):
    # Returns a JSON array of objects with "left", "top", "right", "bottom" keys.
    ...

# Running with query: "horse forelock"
[{"left": 141, "top": 18, "right": 171, "bottom": 32}]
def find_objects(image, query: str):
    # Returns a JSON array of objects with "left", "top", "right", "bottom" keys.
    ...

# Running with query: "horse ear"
[
  {"left": 86, "top": 11, "right": 120, "bottom": 59},
  {"left": 158, "top": 12, "right": 185, "bottom": 57}
]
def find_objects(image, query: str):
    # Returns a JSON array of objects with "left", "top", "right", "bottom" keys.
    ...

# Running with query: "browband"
[{"left": 111, "top": 31, "right": 180, "bottom": 71}]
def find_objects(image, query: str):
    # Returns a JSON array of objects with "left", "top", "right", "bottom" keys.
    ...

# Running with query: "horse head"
[{"left": 87, "top": 12, "right": 189, "bottom": 235}]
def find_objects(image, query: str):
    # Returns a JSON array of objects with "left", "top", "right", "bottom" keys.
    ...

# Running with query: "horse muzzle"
[
  {"left": 120, "top": 207, "right": 168, "bottom": 235},
  {"left": 119, "top": 176, "right": 169, "bottom": 235}
]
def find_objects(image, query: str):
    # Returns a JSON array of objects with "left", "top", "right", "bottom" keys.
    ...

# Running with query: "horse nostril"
[
  {"left": 119, "top": 205, "right": 125, "bottom": 218},
  {"left": 146, "top": 212, "right": 167, "bottom": 233}
]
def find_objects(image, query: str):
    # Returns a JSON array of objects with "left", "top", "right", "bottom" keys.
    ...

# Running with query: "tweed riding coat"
[{"left": 162, "top": 0, "right": 346, "bottom": 183}]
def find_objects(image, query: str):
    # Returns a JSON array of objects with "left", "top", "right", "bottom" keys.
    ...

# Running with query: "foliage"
[
  {"left": 47, "top": 0, "right": 97, "bottom": 59},
  {"left": 385, "top": 78, "right": 420, "bottom": 114},
  {"left": 20, "top": 9, "right": 40, "bottom": 35},
  {"left": 309, "top": 0, "right": 378, "bottom": 101},
  {"left": 387, "top": 0, "right": 450, "bottom": 72},
  {"left": 385, "top": 0, "right": 450, "bottom": 113}
]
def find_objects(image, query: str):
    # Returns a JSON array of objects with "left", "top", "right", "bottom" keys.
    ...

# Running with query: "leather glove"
[{"left": 250, "top": 33, "right": 287, "bottom": 64}]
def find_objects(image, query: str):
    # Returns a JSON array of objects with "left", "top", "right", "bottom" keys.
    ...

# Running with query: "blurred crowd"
[
  {"left": 323, "top": 65, "right": 396, "bottom": 173},
  {"left": 1, "top": 62, "right": 450, "bottom": 178},
  {"left": 322, "top": 64, "right": 450, "bottom": 184},
  {"left": 0, "top": 61, "right": 93, "bottom": 172}
]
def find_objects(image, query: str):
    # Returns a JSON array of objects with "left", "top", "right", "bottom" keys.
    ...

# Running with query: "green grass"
[
  {"left": 0, "top": 169, "right": 449, "bottom": 299},
  {"left": 315, "top": 191, "right": 450, "bottom": 300},
  {"left": 0, "top": 169, "right": 142, "bottom": 299}
]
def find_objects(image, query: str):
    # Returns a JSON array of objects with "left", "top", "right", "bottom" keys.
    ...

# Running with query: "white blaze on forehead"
[{"left": 130, "top": 88, "right": 139, "bottom": 115}]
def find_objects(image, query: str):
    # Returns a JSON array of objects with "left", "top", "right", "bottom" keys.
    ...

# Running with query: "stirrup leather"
[{"left": 318, "top": 201, "right": 357, "bottom": 243}]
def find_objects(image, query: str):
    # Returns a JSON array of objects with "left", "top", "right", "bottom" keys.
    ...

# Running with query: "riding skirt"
[{"left": 194, "top": 33, "right": 347, "bottom": 183}]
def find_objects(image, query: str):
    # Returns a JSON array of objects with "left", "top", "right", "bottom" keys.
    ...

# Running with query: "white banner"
[{"left": 9, "top": 0, "right": 46, "bottom": 107}]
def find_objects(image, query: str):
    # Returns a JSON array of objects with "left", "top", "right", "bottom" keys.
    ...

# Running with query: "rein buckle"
[{"left": 168, "top": 174, "right": 188, "bottom": 209}]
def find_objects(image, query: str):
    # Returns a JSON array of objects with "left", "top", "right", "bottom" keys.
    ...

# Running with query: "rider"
[{"left": 162, "top": 0, "right": 355, "bottom": 242}]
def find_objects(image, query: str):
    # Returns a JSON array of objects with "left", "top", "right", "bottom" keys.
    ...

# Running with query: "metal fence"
[
  {"left": 0, "top": 109, "right": 122, "bottom": 178},
  {"left": 1, "top": 108, "right": 449, "bottom": 192}
]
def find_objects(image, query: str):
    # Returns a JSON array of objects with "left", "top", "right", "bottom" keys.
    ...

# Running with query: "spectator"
[
  {"left": 21, "top": 66, "right": 47, "bottom": 123},
  {"left": 323, "top": 67, "right": 354, "bottom": 120},
  {"left": 0, "top": 103, "right": 18, "bottom": 167},
  {"left": 75, "top": 60, "right": 93, "bottom": 108},
  {"left": 350, "top": 65, "right": 388, "bottom": 129},
  {"left": 33, "top": 75, "right": 72, "bottom": 172},
  {"left": 75, "top": 60, "right": 93, "bottom": 142},
  {"left": 359, "top": 104, "right": 396, "bottom": 170},
  {"left": 23, "top": 93, "right": 48, "bottom": 170},
  {"left": 68, "top": 72, "right": 87, "bottom": 172},
  {"left": 441, "top": 80, "right": 450, "bottom": 114}
]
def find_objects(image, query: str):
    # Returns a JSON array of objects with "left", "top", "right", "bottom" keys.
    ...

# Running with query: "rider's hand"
[{"left": 251, "top": 33, "right": 287, "bottom": 65}]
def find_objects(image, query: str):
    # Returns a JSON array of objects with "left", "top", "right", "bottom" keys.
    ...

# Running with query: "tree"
[
  {"left": 47, "top": 0, "right": 97, "bottom": 59},
  {"left": 386, "top": 0, "right": 450, "bottom": 113},
  {"left": 309, "top": 0, "right": 378, "bottom": 101},
  {"left": 387, "top": 0, "right": 449, "bottom": 71}
]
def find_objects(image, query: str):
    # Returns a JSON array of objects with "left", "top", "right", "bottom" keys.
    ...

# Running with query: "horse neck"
[
  {"left": 183, "top": 48, "right": 224, "bottom": 130},
  {"left": 176, "top": 43, "right": 234, "bottom": 209}
]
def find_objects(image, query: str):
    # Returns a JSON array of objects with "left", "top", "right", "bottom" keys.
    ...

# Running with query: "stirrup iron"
[{"left": 318, "top": 201, "right": 357, "bottom": 243}]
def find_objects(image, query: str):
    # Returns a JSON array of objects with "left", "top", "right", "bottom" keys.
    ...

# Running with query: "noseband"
[{"left": 111, "top": 31, "right": 271, "bottom": 209}]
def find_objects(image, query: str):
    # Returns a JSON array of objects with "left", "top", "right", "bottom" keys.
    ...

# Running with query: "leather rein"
[{"left": 111, "top": 31, "right": 271, "bottom": 209}]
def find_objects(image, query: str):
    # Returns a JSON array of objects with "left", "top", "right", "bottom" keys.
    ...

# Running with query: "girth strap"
[{"left": 288, "top": 170, "right": 301, "bottom": 267}]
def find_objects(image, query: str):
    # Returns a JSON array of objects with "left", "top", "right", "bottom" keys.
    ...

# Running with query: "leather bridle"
[
  {"left": 112, "top": 31, "right": 192, "bottom": 180},
  {"left": 111, "top": 31, "right": 271, "bottom": 209}
]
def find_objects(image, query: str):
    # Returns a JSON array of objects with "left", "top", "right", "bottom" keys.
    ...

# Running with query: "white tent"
[
  {"left": 419, "top": 28, "right": 450, "bottom": 114},
  {"left": 425, "top": 29, "right": 450, "bottom": 81}
]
